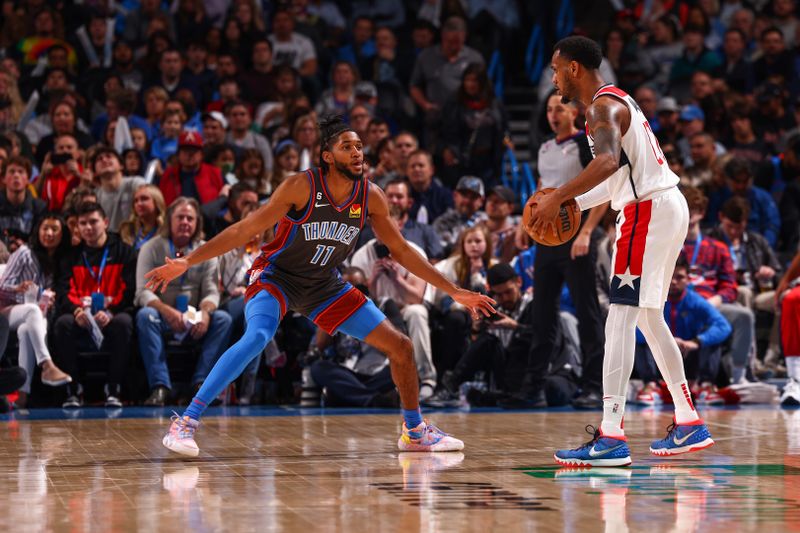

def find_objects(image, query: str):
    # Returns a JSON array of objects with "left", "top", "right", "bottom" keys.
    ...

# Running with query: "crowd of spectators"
[{"left": 0, "top": 0, "right": 798, "bottom": 411}]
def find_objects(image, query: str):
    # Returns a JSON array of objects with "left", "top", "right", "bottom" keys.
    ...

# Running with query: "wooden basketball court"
[{"left": 1, "top": 406, "right": 799, "bottom": 532}]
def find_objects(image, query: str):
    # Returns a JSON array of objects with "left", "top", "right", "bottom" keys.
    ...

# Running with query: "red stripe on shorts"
[
  {"left": 628, "top": 200, "right": 652, "bottom": 275},
  {"left": 614, "top": 204, "right": 637, "bottom": 274},
  {"left": 614, "top": 200, "right": 652, "bottom": 276},
  {"left": 313, "top": 287, "right": 367, "bottom": 334}
]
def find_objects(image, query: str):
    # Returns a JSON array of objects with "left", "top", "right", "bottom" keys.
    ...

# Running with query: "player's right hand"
[
  {"left": 452, "top": 288, "right": 497, "bottom": 320},
  {"left": 145, "top": 257, "right": 189, "bottom": 293}
]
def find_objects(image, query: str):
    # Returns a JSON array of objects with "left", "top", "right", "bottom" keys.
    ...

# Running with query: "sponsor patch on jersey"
[{"left": 349, "top": 204, "right": 362, "bottom": 218}]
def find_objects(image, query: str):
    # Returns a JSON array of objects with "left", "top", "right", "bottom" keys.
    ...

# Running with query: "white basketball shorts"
[{"left": 609, "top": 187, "right": 689, "bottom": 309}]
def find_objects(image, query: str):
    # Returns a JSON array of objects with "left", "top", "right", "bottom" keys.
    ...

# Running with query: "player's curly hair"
[
  {"left": 553, "top": 36, "right": 602, "bottom": 70},
  {"left": 319, "top": 115, "right": 356, "bottom": 170}
]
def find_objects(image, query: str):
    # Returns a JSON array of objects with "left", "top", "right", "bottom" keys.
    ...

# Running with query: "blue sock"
[
  {"left": 403, "top": 407, "right": 423, "bottom": 429},
  {"left": 183, "top": 292, "right": 280, "bottom": 421}
]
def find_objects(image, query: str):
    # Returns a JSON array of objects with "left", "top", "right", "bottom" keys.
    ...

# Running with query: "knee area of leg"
[
  {"left": 136, "top": 307, "right": 160, "bottom": 326},
  {"left": 391, "top": 335, "right": 414, "bottom": 360}
]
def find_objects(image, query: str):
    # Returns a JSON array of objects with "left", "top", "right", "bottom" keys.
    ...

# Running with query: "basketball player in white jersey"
[{"left": 528, "top": 36, "right": 714, "bottom": 466}]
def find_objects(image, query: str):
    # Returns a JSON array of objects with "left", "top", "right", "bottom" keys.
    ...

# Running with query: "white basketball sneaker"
[
  {"left": 780, "top": 378, "right": 800, "bottom": 407},
  {"left": 398, "top": 420, "right": 464, "bottom": 452},
  {"left": 162, "top": 412, "right": 200, "bottom": 457}
]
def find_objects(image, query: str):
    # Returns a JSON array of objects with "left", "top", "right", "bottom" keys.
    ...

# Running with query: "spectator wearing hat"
[
  {"left": 676, "top": 105, "right": 727, "bottom": 166},
  {"left": 158, "top": 131, "right": 224, "bottom": 206},
  {"left": 405, "top": 149, "right": 453, "bottom": 225},
  {"left": 707, "top": 157, "right": 781, "bottom": 248},
  {"left": 655, "top": 96, "right": 681, "bottom": 146},
  {"left": 0, "top": 157, "right": 46, "bottom": 248},
  {"left": 485, "top": 185, "right": 519, "bottom": 264},
  {"left": 224, "top": 100, "right": 274, "bottom": 175},
  {"left": 409, "top": 16, "right": 484, "bottom": 150},
  {"left": 92, "top": 147, "right": 145, "bottom": 233},
  {"left": 753, "top": 27, "right": 796, "bottom": 88},
  {"left": 713, "top": 28, "right": 754, "bottom": 94},
  {"left": 201, "top": 112, "right": 228, "bottom": 149},
  {"left": 753, "top": 82, "right": 796, "bottom": 152},
  {"left": 433, "top": 175, "right": 488, "bottom": 256},
  {"left": 355, "top": 177, "right": 443, "bottom": 260}
]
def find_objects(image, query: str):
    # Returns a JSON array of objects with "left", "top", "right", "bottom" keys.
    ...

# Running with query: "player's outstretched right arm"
[{"left": 144, "top": 173, "right": 310, "bottom": 293}]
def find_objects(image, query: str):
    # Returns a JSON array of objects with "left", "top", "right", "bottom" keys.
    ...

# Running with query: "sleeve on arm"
[{"left": 575, "top": 181, "right": 612, "bottom": 211}]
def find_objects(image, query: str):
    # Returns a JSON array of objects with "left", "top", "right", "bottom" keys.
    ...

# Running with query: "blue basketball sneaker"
[
  {"left": 650, "top": 418, "right": 714, "bottom": 457},
  {"left": 554, "top": 425, "right": 632, "bottom": 467}
]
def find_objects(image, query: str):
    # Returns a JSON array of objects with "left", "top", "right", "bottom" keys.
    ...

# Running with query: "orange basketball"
[{"left": 522, "top": 188, "right": 581, "bottom": 246}]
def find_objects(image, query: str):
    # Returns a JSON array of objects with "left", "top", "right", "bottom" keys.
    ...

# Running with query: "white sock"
[
  {"left": 600, "top": 305, "right": 641, "bottom": 437},
  {"left": 787, "top": 357, "right": 800, "bottom": 382},
  {"left": 601, "top": 395, "right": 626, "bottom": 437},
  {"left": 666, "top": 380, "right": 700, "bottom": 424},
  {"left": 637, "top": 308, "right": 700, "bottom": 424}
]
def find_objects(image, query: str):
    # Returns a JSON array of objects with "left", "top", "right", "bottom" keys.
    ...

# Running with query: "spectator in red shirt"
[
  {"left": 158, "top": 131, "right": 224, "bottom": 206},
  {"left": 682, "top": 186, "right": 756, "bottom": 384},
  {"left": 36, "top": 133, "right": 90, "bottom": 212}
]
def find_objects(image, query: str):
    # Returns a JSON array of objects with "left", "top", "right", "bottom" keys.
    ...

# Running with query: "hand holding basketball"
[{"left": 523, "top": 188, "right": 581, "bottom": 246}]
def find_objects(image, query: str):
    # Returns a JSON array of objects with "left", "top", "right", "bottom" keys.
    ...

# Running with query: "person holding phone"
[{"left": 36, "top": 133, "right": 92, "bottom": 212}]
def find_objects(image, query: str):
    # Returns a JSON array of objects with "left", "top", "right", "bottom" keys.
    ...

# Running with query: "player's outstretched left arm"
[
  {"left": 529, "top": 98, "right": 626, "bottom": 236},
  {"left": 367, "top": 184, "right": 496, "bottom": 319}
]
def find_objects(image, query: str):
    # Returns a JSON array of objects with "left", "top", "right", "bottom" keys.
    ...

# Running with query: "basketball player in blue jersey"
[
  {"left": 145, "top": 117, "right": 496, "bottom": 456},
  {"left": 528, "top": 36, "right": 714, "bottom": 466}
]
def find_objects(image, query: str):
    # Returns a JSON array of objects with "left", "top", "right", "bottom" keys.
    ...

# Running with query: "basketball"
[{"left": 522, "top": 188, "right": 581, "bottom": 246}]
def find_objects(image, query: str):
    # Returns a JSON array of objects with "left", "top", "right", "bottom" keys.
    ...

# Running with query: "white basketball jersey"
[{"left": 586, "top": 84, "right": 679, "bottom": 211}]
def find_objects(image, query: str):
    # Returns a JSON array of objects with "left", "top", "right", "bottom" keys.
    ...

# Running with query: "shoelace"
[
  {"left": 408, "top": 421, "right": 449, "bottom": 440},
  {"left": 170, "top": 411, "right": 196, "bottom": 439},
  {"left": 661, "top": 421, "right": 677, "bottom": 440},
  {"left": 571, "top": 424, "right": 602, "bottom": 451}
]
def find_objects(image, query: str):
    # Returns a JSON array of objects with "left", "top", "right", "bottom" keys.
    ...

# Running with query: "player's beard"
[
  {"left": 559, "top": 79, "right": 576, "bottom": 104},
  {"left": 334, "top": 160, "right": 362, "bottom": 181}
]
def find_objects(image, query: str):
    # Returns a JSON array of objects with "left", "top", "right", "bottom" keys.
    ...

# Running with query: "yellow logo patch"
[{"left": 349, "top": 204, "right": 362, "bottom": 218}]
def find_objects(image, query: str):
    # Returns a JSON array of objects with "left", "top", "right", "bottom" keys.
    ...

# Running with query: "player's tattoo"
[{"left": 586, "top": 101, "right": 623, "bottom": 164}]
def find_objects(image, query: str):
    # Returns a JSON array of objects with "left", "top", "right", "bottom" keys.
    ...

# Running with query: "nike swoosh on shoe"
[
  {"left": 588, "top": 444, "right": 624, "bottom": 457},
  {"left": 673, "top": 429, "right": 699, "bottom": 446}
]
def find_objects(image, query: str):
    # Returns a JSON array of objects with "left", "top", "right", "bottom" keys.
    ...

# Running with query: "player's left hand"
[
  {"left": 528, "top": 191, "right": 561, "bottom": 238},
  {"left": 570, "top": 230, "right": 591, "bottom": 259},
  {"left": 452, "top": 288, "right": 496, "bottom": 320},
  {"left": 145, "top": 257, "right": 189, "bottom": 293}
]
